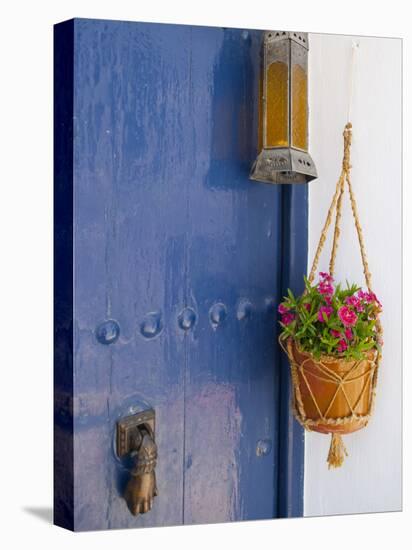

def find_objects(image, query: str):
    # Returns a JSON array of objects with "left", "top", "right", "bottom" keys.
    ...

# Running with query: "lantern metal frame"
[{"left": 250, "top": 30, "right": 318, "bottom": 185}]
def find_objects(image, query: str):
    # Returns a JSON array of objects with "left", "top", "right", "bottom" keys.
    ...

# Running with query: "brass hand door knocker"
[{"left": 117, "top": 410, "right": 158, "bottom": 516}]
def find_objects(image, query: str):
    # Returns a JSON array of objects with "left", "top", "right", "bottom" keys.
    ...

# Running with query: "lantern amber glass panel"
[
  {"left": 250, "top": 31, "right": 317, "bottom": 184},
  {"left": 266, "top": 61, "right": 289, "bottom": 147},
  {"left": 292, "top": 63, "right": 308, "bottom": 150}
]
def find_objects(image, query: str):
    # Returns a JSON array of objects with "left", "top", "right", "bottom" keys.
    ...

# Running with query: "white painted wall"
[{"left": 305, "top": 34, "right": 402, "bottom": 516}]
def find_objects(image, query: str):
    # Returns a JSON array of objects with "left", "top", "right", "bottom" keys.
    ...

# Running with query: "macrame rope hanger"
[
  {"left": 288, "top": 41, "right": 383, "bottom": 469},
  {"left": 308, "top": 40, "right": 371, "bottom": 287}
]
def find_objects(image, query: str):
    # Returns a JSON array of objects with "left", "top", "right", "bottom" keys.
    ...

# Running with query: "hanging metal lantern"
[{"left": 250, "top": 30, "right": 318, "bottom": 184}]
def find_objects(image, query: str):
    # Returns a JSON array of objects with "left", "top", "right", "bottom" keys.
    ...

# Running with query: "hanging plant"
[
  {"left": 278, "top": 123, "right": 383, "bottom": 469},
  {"left": 279, "top": 273, "right": 382, "bottom": 361}
]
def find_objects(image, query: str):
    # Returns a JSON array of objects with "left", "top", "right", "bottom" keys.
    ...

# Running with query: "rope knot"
[
  {"left": 342, "top": 126, "right": 352, "bottom": 173},
  {"left": 343, "top": 124, "right": 352, "bottom": 140}
]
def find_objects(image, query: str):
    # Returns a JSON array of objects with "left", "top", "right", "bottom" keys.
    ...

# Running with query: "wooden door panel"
[
  {"left": 72, "top": 20, "right": 192, "bottom": 530},
  {"left": 54, "top": 18, "right": 306, "bottom": 531},
  {"left": 183, "top": 27, "right": 282, "bottom": 523}
]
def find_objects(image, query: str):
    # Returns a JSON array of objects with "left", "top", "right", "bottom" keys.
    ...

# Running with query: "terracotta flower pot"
[{"left": 288, "top": 339, "right": 377, "bottom": 435}]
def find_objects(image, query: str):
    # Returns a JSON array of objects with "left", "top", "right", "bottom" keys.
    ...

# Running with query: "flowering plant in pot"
[
  {"left": 277, "top": 123, "right": 384, "bottom": 468},
  {"left": 278, "top": 272, "right": 383, "bottom": 361},
  {"left": 278, "top": 272, "right": 383, "bottom": 468}
]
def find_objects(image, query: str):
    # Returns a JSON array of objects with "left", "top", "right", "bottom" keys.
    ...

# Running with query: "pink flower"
[
  {"left": 318, "top": 281, "right": 334, "bottom": 295},
  {"left": 357, "top": 290, "right": 382, "bottom": 309},
  {"left": 278, "top": 303, "right": 289, "bottom": 315},
  {"left": 281, "top": 312, "right": 295, "bottom": 326},
  {"left": 324, "top": 295, "right": 332, "bottom": 305},
  {"left": 330, "top": 329, "right": 341, "bottom": 338},
  {"left": 320, "top": 272, "right": 334, "bottom": 283},
  {"left": 318, "top": 306, "right": 333, "bottom": 322},
  {"left": 337, "top": 339, "right": 348, "bottom": 353},
  {"left": 367, "top": 291, "right": 382, "bottom": 308},
  {"left": 338, "top": 306, "right": 358, "bottom": 327},
  {"left": 345, "top": 295, "right": 364, "bottom": 312},
  {"left": 344, "top": 328, "right": 353, "bottom": 340}
]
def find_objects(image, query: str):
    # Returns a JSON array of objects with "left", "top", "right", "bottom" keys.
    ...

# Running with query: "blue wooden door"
[{"left": 54, "top": 18, "right": 306, "bottom": 531}]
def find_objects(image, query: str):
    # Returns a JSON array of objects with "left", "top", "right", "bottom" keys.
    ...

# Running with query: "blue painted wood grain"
[
  {"left": 183, "top": 26, "right": 282, "bottom": 523},
  {"left": 54, "top": 18, "right": 306, "bottom": 531}
]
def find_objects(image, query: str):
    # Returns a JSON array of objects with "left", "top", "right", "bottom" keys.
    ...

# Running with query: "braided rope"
[
  {"left": 329, "top": 171, "right": 345, "bottom": 276},
  {"left": 283, "top": 123, "right": 383, "bottom": 467},
  {"left": 309, "top": 123, "right": 353, "bottom": 281},
  {"left": 308, "top": 171, "right": 345, "bottom": 283}
]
